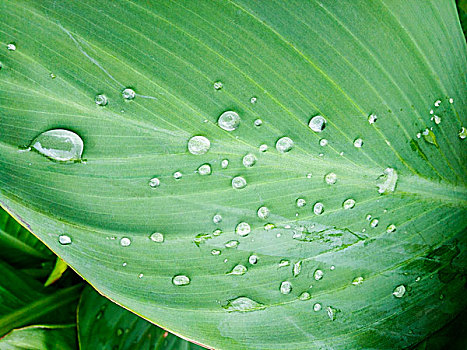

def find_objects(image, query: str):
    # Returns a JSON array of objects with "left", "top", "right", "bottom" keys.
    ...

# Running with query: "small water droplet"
[
  {"left": 309, "top": 115, "right": 326, "bottom": 132},
  {"left": 225, "top": 240, "right": 239, "bottom": 248},
  {"left": 342, "top": 198, "right": 355, "bottom": 210},
  {"left": 242, "top": 153, "right": 257, "bottom": 167},
  {"left": 218, "top": 111, "right": 240, "bottom": 131},
  {"left": 149, "top": 177, "right": 160, "bottom": 188},
  {"left": 248, "top": 255, "right": 258, "bottom": 264},
  {"left": 236, "top": 222, "right": 251, "bottom": 236},
  {"left": 232, "top": 176, "right": 247, "bottom": 189},
  {"left": 7, "top": 42, "right": 16, "bottom": 51},
  {"left": 368, "top": 114, "right": 377, "bottom": 124},
  {"left": 293, "top": 260, "right": 302, "bottom": 277},
  {"left": 319, "top": 139, "right": 328, "bottom": 147},
  {"left": 431, "top": 115, "right": 441, "bottom": 125},
  {"left": 213, "top": 214, "right": 222, "bottom": 224},
  {"left": 95, "top": 94, "right": 108, "bottom": 106},
  {"left": 149, "top": 232, "right": 164, "bottom": 243},
  {"left": 313, "top": 202, "right": 324, "bottom": 215},
  {"left": 172, "top": 275, "right": 190, "bottom": 286},
  {"left": 223, "top": 297, "right": 265, "bottom": 312},
  {"left": 257, "top": 206, "right": 270, "bottom": 219},
  {"left": 352, "top": 276, "right": 364, "bottom": 285},
  {"left": 276, "top": 137, "right": 294, "bottom": 153},
  {"left": 198, "top": 163, "right": 212, "bottom": 175},
  {"left": 122, "top": 88, "right": 136, "bottom": 100},
  {"left": 313, "top": 303, "right": 322, "bottom": 312},
  {"left": 211, "top": 249, "right": 221, "bottom": 256},
  {"left": 58, "top": 235, "right": 72, "bottom": 245},
  {"left": 50, "top": 73, "right": 56, "bottom": 79},
  {"left": 280, "top": 281, "right": 292, "bottom": 294},
  {"left": 212, "top": 229, "right": 222, "bottom": 236},
  {"left": 259, "top": 144, "right": 268, "bottom": 152},
  {"left": 353, "top": 138, "right": 363, "bottom": 148},
  {"left": 421, "top": 128, "right": 438, "bottom": 146},
  {"left": 122, "top": 262, "right": 127, "bottom": 267},
  {"left": 264, "top": 223, "right": 275, "bottom": 230},
  {"left": 366, "top": 214, "right": 372, "bottom": 221},
  {"left": 330, "top": 265, "right": 335, "bottom": 271},
  {"left": 326, "top": 306, "right": 338, "bottom": 321},
  {"left": 324, "top": 172, "right": 337, "bottom": 185},
  {"left": 386, "top": 224, "right": 396, "bottom": 233},
  {"left": 279, "top": 259, "right": 290, "bottom": 267},
  {"left": 434, "top": 100, "right": 441, "bottom": 107},
  {"left": 173, "top": 171, "right": 182, "bottom": 180},
  {"left": 449, "top": 98, "right": 454, "bottom": 104},
  {"left": 370, "top": 218, "right": 379, "bottom": 228},
  {"left": 213, "top": 81, "right": 223, "bottom": 90},
  {"left": 254, "top": 119, "right": 263, "bottom": 127},
  {"left": 459, "top": 127, "right": 466, "bottom": 139},
  {"left": 415, "top": 276, "right": 421, "bottom": 282},
  {"left": 138, "top": 273, "right": 144, "bottom": 279},
  {"left": 314, "top": 269, "right": 324, "bottom": 280},
  {"left": 227, "top": 264, "right": 247, "bottom": 275},
  {"left": 250, "top": 97, "right": 257, "bottom": 104},
  {"left": 376, "top": 168, "right": 398, "bottom": 194},
  {"left": 299, "top": 292, "right": 311, "bottom": 300},
  {"left": 120, "top": 237, "right": 131, "bottom": 247},
  {"left": 30, "top": 129, "right": 83, "bottom": 162},
  {"left": 306, "top": 173, "right": 312, "bottom": 179},
  {"left": 296, "top": 198, "right": 306, "bottom": 208},
  {"left": 188, "top": 136, "right": 210, "bottom": 155},
  {"left": 392, "top": 284, "right": 406, "bottom": 298}
]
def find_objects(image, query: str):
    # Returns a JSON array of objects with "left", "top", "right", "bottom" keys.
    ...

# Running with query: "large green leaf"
[
  {"left": 0, "top": 325, "right": 77, "bottom": 350},
  {"left": 78, "top": 286, "right": 204, "bottom": 350},
  {"left": 0, "top": 1, "right": 466, "bottom": 349}
]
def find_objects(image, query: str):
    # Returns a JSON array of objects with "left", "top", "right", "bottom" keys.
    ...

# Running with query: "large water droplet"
[
  {"left": 232, "top": 176, "right": 247, "bottom": 189},
  {"left": 257, "top": 206, "right": 270, "bottom": 219},
  {"left": 188, "top": 136, "right": 210, "bottom": 155},
  {"left": 30, "top": 129, "right": 83, "bottom": 162},
  {"left": 392, "top": 284, "right": 406, "bottom": 298},
  {"left": 218, "top": 111, "right": 240, "bottom": 131},
  {"left": 313, "top": 202, "right": 324, "bottom": 215},
  {"left": 95, "top": 94, "right": 108, "bottom": 106},
  {"left": 198, "top": 163, "right": 212, "bottom": 175},
  {"left": 227, "top": 264, "right": 247, "bottom": 275},
  {"left": 236, "top": 222, "right": 251, "bottom": 236},
  {"left": 223, "top": 297, "right": 265, "bottom": 312},
  {"left": 120, "top": 237, "right": 131, "bottom": 247},
  {"left": 276, "top": 137, "right": 294, "bottom": 153},
  {"left": 58, "top": 235, "right": 72, "bottom": 245},
  {"left": 172, "top": 275, "right": 190, "bottom": 286},
  {"left": 342, "top": 198, "right": 355, "bottom": 210},
  {"left": 122, "top": 88, "right": 135, "bottom": 100},
  {"left": 280, "top": 281, "right": 292, "bottom": 294},
  {"left": 242, "top": 153, "right": 257, "bottom": 168},
  {"left": 150, "top": 232, "right": 164, "bottom": 243},
  {"left": 376, "top": 168, "right": 398, "bottom": 194},
  {"left": 309, "top": 115, "right": 326, "bottom": 132},
  {"left": 324, "top": 172, "right": 337, "bottom": 185}
]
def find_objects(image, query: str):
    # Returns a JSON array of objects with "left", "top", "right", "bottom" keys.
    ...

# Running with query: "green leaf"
[
  {"left": 78, "top": 286, "right": 204, "bottom": 350},
  {"left": 0, "top": 325, "right": 77, "bottom": 350},
  {"left": 44, "top": 257, "right": 68, "bottom": 287},
  {"left": 0, "top": 1, "right": 466, "bottom": 349}
]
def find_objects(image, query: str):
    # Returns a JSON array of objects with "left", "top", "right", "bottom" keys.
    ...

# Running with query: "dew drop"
[
  {"left": 225, "top": 240, "right": 239, "bottom": 248},
  {"left": 30, "top": 129, "right": 83, "bottom": 162},
  {"left": 7, "top": 42, "right": 16, "bottom": 51},
  {"left": 227, "top": 264, "right": 247, "bottom": 275},
  {"left": 342, "top": 198, "right": 356, "bottom": 210},
  {"left": 149, "top": 177, "right": 160, "bottom": 188},
  {"left": 376, "top": 168, "right": 398, "bottom": 194},
  {"left": 370, "top": 219, "right": 379, "bottom": 228},
  {"left": 319, "top": 139, "right": 328, "bottom": 147},
  {"left": 257, "top": 206, "right": 270, "bottom": 219},
  {"left": 236, "top": 222, "right": 251, "bottom": 237},
  {"left": 431, "top": 115, "right": 441, "bottom": 125},
  {"left": 293, "top": 260, "right": 302, "bottom": 277},
  {"left": 149, "top": 232, "right": 164, "bottom": 243},
  {"left": 188, "top": 136, "right": 210, "bottom": 155},
  {"left": 392, "top": 284, "right": 406, "bottom": 298},
  {"left": 386, "top": 224, "right": 396, "bottom": 233},
  {"left": 309, "top": 115, "right": 326, "bottom": 132},
  {"left": 324, "top": 172, "right": 337, "bottom": 185},
  {"left": 368, "top": 114, "right": 377, "bottom": 124},
  {"left": 213, "top": 81, "right": 223, "bottom": 90},
  {"left": 212, "top": 229, "right": 222, "bottom": 236},
  {"left": 248, "top": 255, "right": 258, "bottom": 264},
  {"left": 434, "top": 100, "right": 441, "bottom": 107},
  {"left": 242, "top": 153, "right": 257, "bottom": 167},
  {"left": 138, "top": 273, "right": 144, "bottom": 279},
  {"left": 122, "top": 88, "right": 135, "bottom": 100},
  {"left": 172, "top": 275, "right": 190, "bottom": 286},
  {"left": 279, "top": 260, "right": 290, "bottom": 267},
  {"left": 58, "top": 235, "right": 72, "bottom": 245},
  {"left": 280, "top": 281, "right": 292, "bottom": 294},
  {"left": 314, "top": 269, "right": 324, "bottom": 280},
  {"left": 254, "top": 119, "right": 263, "bottom": 127},
  {"left": 232, "top": 176, "right": 247, "bottom": 189},
  {"left": 313, "top": 202, "right": 324, "bottom": 215},
  {"left": 264, "top": 223, "right": 275, "bottom": 230},
  {"left": 173, "top": 171, "right": 182, "bottom": 180},
  {"left": 313, "top": 303, "right": 322, "bottom": 312},
  {"left": 276, "top": 137, "right": 294, "bottom": 153},
  {"left": 259, "top": 144, "right": 268, "bottom": 152},
  {"left": 296, "top": 198, "right": 306, "bottom": 208},
  {"left": 211, "top": 249, "right": 221, "bottom": 256},
  {"left": 250, "top": 97, "right": 257, "bottom": 104},
  {"left": 306, "top": 173, "right": 312, "bottom": 179},
  {"left": 120, "top": 237, "right": 131, "bottom": 247},
  {"left": 366, "top": 214, "right": 372, "bottom": 221},
  {"left": 223, "top": 297, "right": 265, "bottom": 312},
  {"left": 95, "top": 94, "right": 108, "bottom": 106},
  {"left": 353, "top": 138, "right": 363, "bottom": 148},
  {"left": 352, "top": 276, "right": 364, "bottom": 286},
  {"left": 299, "top": 292, "right": 311, "bottom": 301},
  {"left": 221, "top": 159, "right": 229, "bottom": 168},
  {"left": 198, "top": 163, "right": 212, "bottom": 175},
  {"left": 459, "top": 127, "right": 466, "bottom": 140},
  {"left": 218, "top": 111, "right": 240, "bottom": 131},
  {"left": 326, "top": 306, "right": 338, "bottom": 321},
  {"left": 213, "top": 214, "right": 222, "bottom": 224},
  {"left": 449, "top": 98, "right": 454, "bottom": 104}
]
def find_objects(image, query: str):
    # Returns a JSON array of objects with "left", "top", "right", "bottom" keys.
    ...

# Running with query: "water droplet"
[
  {"left": 429, "top": 109, "right": 434, "bottom": 115},
  {"left": 212, "top": 229, "right": 222, "bottom": 236},
  {"left": 188, "top": 136, "right": 210, "bottom": 155},
  {"left": 213, "top": 214, "right": 222, "bottom": 224},
  {"left": 370, "top": 219, "right": 379, "bottom": 228},
  {"left": 431, "top": 115, "right": 441, "bottom": 125},
  {"left": 149, "top": 232, "right": 164, "bottom": 243},
  {"left": 211, "top": 249, "right": 221, "bottom": 256},
  {"left": 434, "top": 100, "right": 441, "bottom": 107},
  {"left": 279, "top": 259, "right": 290, "bottom": 267},
  {"left": 236, "top": 222, "right": 251, "bottom": 236},
  {"left": 242, "top": 153, "right": 257, "bottom": 167},
  {"left": 264, "top": 223, "right": 275, "bottom": 230},
  {"left": 296, "top": 198, "right": 306, "bottom": 208},
  {"left": 352, "top": 276, "right": 364, "bottom": 285},
  {"left": 198, "top": 163, "right": 212, "bottom": 175},
  {"left": 138, "top": 273, "right": 144, "bottom": 279},
  {"left": 314, "top": 269, "right": 324, "bottom": 280},
  {"left": 30, "top": 129, "right": 83, "bottom": 162},
  {"left": 122, "top": 262, "right": 127, "bottom": 267},
  {"left": 449, "top": 98, "right": 454, "bottom": 104},
  {"left": 365, "top": 214, "right": 372, "bottom": 221},
  {"left": 259, "top": 144, "right": 268, "bottom": 152},
  {"left": 309, "top": 115, "right": 326, "bottom": 132},
  {"left": 306, "top": 173, "right": 312, "bottom": 179},
  {"left": 299, "top": 292, "right": 311, "bottom": 301},
  {"left": 173, "top": 171, "right": 182, "bottom": 180},
  {"left": 223, "top": 297, "right": 265, "bottom": 312},
  {"left": 122, "top": 88, "right": 135, "bottom": 100},
  {"left": 280, "top": 281, "right": 292, "bottom": 294},
  {"left": 58, "top": 235, "right": 72, "bottom": 245},
  {"left": 330, "top": 265, "right": 335, "bottom": 271},
  {"left": 313, "top": 303, "right": 322, "bottom": 312},
  {"left": 313, "top": 202, "right": 324, "bottom": 215},
  {"left": 342, "top": 198, "right": 355, "bottom": 210},
  {"left": 293, "top": 260, "right": 302, "bottom": 277},
  {"left": 232, "top": 176, "right": 247, "bottom": 189},
  {"left": 218, "top": 111, "right": 240, "bottom": 131},
  {"left": 149, "top": 177, "right": 160, "bottom": 188},
  {"left": 415, "top": 276, "right": 421, "bottom": 282},
  {"left": 95, "top": 94, "right": 108, "bottom": 106},
  {"left": 50, "top": 73, "right": 56, "bottom": 79},
  {"left": 376, "top": 168, "right": 398, "bottom": 194},
  {"left": 392, "top": 284, "right": 406, "bottom": 298},
  {"left": 319, "top": 139, "right": 328, "bottom": 147},
  {"left": 254, "top": 119, "right": 263, "bottom": 127},
  {"left": 368, "top": 114, "right": 377, "bottom": 124},
  {"left": 213, "top": 81, "right": 223, "bottom": 90},
  {"left": 421, "top": 128, "right": 438, "bottom": 146},
  {"left": 120, "top": 237, "right": 131, "bottom": 247},
  {"left": 324, "top": 172, "right": 337, "bottom": 185},
  {"left": 257, "top": 206, "right": 270, "bottom": 219},
  {"left": 7, "top": 42, "right": 16, "bottom": 51},
  {"left": 227, "top": 264, "right": 247, "bottom": 275},
  {"left": 386, "top": 224, "right": 396, "bottom": 233},
  {"left": 353, "top": 138, "right": 363, "bottom": 148},
  {"left": 172, "top": 275, "right": 190, "bottom": 286},
  {"left": 250, "top": 97, "right": 257, "bottom": 104},
  {"left": 248, "top": 255, "right": 258, "bottom": 264},
  {"left": 276, "top": 137, "right": 294, "bottom": 153},
  {"left": 326, "top": 306, "right": 338, "bottom": 321},
  {"left": 459, "top": 127, "right": 466, "bottom": 139},
  {"left": 225, "top": 240, "right": 239, "bottom": 248}
]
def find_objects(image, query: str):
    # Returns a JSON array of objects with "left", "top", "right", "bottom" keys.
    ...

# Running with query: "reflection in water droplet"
[
  {"left": 236, "top": 222, "right": 251, "bottom": 236},
  {"left": 459, "top": 127, "right": 466, "bottom": 139},
  {"left": 276, "top": 137, "right": 294, "bottom": 153},
  {"left": 213, "top": 214, "right": 222, "bottom": 224},
  {"left": 172, "top": 275, "right": 190, "bottom": 286},
  {"left": 299, "top": 292, "right": 311, "bottom": 300},
  {"left": 223, "top": 297, "right": 265, "bottom": 312},
  {"left": 198, "top": 163, "right": 212, "bottom": 175},
  {"left": 225, "top": 240, "right": 239, "bottom": 248},
  {"left": 30, "top": 129, "right": 83, "bottom": 162},
  {"left": 149, "top": 177, "right": 160, "bottom": 188},
  {"left": 95, "top": 94, "right": 108, "bottom": 106},
  {"left": 293, "top": 261, "right": 302, "bottom": 277},
  {"left": 368, "top": 114, "right": 377, "bottom": 124},
  {"left": 393, "top": 284, "right": 406, "bottom": 298},
  {"left": 376, "top": 168, "right": 398, "bottom": 194},
  {"left": 232, "top": 176, "right": 247, "bottom": 189},
  {"left": 120, "top": 237, "right": 131, "bottom": 247},
  {"left": 257, "top": 206, "right": 270, "bottom": 219},
  {"left": 343, "top": 198, "right": 355, "bottom": 209},
  {"left": 313, "top": 303, "right": 322, "bottom": 312},
  {"left": 296, "top": 198, "right": 306, "bottom": 208},
  {"left": 324, "top": 172, "right": 337, "bottom": 185},
  {"left": 242, "top": 153, "right": 257, "bottom": 167},
  {"left": 150, "top": 232, "right": 164, "bottom": 243},
  {"left": 227, "top": 264, "right": 247, "bottom": 275},
  {"left": 353, "top": 138, "right": 363, "bottom": 148},
  {"left": 173, "top": 171, "right": 182, "bottom": 180},
  {"left": 352, "top": 277, "right": 364, "bottom": 285},
  {"left": 309, "top": 115, "right": 326, "bottom": 132},
  {"left": 59, "top": 235, "right": 72, "bottom": 245},
  {"left": 313, "top": 202, "right": 324, "bottom": 215},
  {"left": 249, "top": 255, "right": 258, "bottom": 264},
  {"left": 188, "top": 136, "right": 210, "bottom": 155},
  {"left": 314, "top": 269, "right": 324, "bottom": 280},
  {"left": 218, "top": 111, "right": 240, "bottom": 131},
  {"left": 386, "top": 224, "right": 396, "bottom": 233},
  {"left": 280, "top": 281, "right": 292, "bottom": 294},
  {"left": 213, "top": 81, "right": 223, "bottom": 90},
  {"left": 122, "top": 88, "right": 136, "bottom": 100}
]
